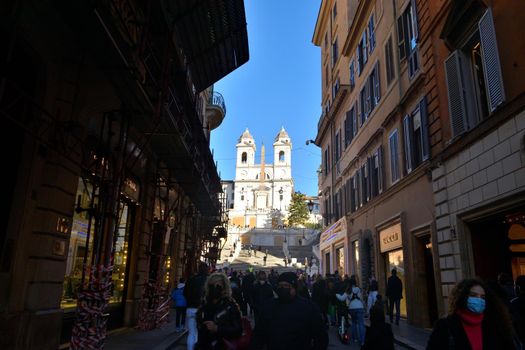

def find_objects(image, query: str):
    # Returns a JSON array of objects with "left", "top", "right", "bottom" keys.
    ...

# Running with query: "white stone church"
[{"left": 221, "top": 128, "right": 294, "bottom": 229}]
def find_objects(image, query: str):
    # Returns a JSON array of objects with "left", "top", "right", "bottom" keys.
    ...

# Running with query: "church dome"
[
  {"left": 274, "top": 127, "right": 289, "bottom": 142},
  {"left": 238, "top": 128, "right": 254, "bottom": 142}
]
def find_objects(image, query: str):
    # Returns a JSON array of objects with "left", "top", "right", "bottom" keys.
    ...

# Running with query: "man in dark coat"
[
  {"left": 386, "top": 268, "right": 403, "bottom": 325},
  {"left": 252, "top": 271, "right": 275, "bottom": 325},
  {"left": 250, "top": 272, "right": 328, "bottom": 349}
]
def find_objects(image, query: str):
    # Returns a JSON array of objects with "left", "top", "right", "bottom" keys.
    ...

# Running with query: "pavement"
[
  {"left": 104, "top": 310, "right": 186, "bottom": 350},
  {"left": 105, "top": 308, "right": 430, "bottom": 350}
]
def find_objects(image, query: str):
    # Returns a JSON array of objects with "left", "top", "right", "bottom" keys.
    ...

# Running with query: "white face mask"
[{"left": 259, "top": 280, "right": 266, "bottom": 285}]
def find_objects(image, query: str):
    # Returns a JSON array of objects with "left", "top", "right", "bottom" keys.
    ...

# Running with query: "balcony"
[{"left": 206, "top": 92, "right": 227, "bottom": 130}]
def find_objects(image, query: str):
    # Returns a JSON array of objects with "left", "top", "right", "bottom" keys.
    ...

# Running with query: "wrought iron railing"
[{"left": 208, "top": 91, "right": 226, "bottom": 115}]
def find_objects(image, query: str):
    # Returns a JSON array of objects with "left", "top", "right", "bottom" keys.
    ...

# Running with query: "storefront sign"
[
  {"left": 379, "top": 223, "right": 402, "bottom": 253},
  {"left": 319, "top": 217, "right": 347, "bottom": 251}
]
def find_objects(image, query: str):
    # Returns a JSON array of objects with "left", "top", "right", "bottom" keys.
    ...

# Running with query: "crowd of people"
[{"left": 172, "top": 263, "right": 525, "bottom": 350}]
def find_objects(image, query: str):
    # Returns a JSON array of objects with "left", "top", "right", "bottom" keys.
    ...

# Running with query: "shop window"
[
  {"left": 336, "top": 246, "right": 345, "bottom": 276},
  {"left": 62, "top": 178, "right": 134, "bottom": 310},
  {"left": 352, "top": 240, "right": 361, "bottom": 284}
]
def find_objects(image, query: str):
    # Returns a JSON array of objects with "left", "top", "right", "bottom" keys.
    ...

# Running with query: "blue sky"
[{"left": 210, "top": 0, "right": 322, "bottom": 196}]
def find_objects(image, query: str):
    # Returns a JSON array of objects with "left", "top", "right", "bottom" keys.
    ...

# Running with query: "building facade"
[
  {"left": 227, "top": 128, "right": 294, "bottom": 229},
  {"left": 0, "top": 1, "right": 248, "bottom": 349},
  {"left": 422, "top": 0, "right": 525, "bottom": 312},
  {"left": 313, "top": 0, "right": 438, "bottom": 327}
]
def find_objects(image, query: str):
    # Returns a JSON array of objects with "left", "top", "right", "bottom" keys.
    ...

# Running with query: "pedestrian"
[
  {"left": 229, "top": 271, "right": 245, "bottom": 316},
  {"left": 427, "top": 278, "right": 518, "bottom": 349},
  {"left": 195, "top": 272, "right": 243, "bottom": 349},
  {"left": 386, "top": 268, "right": 403, "bottom": 325},
  {"left": 361, "top": 302, "right": 395, "bottom": 350},
  {"left": 250, "top": 272, "right": 328, "bottom": 349},
  {"left": 367, "top": 276, "right": 379, "bottom": 315},
  {"left": 262, "top": 255, "right": 267, "bottom": 266},
  {"left": 184, "top": 262, "right": 209, "bottom": 350},
  {"left": 242, "top": 269, "right": 255, "bottom": 316},
  {"left": 171, "top": 277, "right": 187, "bottom": 332},
  {"left": 336, "top": 275, "right": 366, "bottom": 345},
  {"left": 511, "top": 275, "right": 525, "bottom": 346},
  {"left": 312, "top": 275, "right": 329, "bottom": 327},
  {"left": 252, "top": 271, "right": 274, "bottom": 325}
]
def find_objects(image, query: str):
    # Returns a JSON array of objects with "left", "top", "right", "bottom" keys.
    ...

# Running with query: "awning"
[{"left": 164, "top": 0, "right": 249, "bottom": 92}]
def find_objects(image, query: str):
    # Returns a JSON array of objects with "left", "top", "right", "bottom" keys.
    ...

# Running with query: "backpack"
[{"left": 350, "top": 291, "right": 360, "bottom": 302}]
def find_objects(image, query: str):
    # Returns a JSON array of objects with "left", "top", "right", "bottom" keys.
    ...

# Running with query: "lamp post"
[{"left": 307, "top": 199, "right": 314, "bottom": 226}]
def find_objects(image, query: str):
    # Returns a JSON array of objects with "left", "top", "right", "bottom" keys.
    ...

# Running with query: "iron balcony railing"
[{"left": 208, "top": 91, "right": 226, "bottom": 115}]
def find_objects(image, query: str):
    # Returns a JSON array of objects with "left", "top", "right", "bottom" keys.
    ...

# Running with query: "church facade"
[{"left": 222, "top": 128, "right": 294, "bottom": 229}]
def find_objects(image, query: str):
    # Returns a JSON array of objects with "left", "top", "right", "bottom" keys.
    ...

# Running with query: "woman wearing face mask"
[
  {"left": 427, "top": 278, "right": 517, "bottom": 350},
  {"left": 195, "top": 273, "right": 243, "bottom": 349}
]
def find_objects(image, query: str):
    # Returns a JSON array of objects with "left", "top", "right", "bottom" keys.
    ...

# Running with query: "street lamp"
[
  {"left": 278, "top": 187, "right": 283, "bottom": 211},
  {"left": 307, "top": 200, "right": 314, "bottom": 213}
]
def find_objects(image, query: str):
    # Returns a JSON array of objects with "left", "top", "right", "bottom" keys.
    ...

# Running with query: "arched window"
[
  {"left": 279, "top": 151, "right": 285, "bottom": 162},
  {"left": 241, "top": 152, "right": 247, "bottom": 163}
]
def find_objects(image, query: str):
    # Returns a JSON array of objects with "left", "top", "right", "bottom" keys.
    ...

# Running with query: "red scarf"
[{"left": 457, "top": 309, "right": 484, "bottom": 350}]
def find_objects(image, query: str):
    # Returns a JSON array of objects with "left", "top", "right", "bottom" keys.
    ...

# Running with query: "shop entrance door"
[
  {"left": 469, "top": 207, "right": 525, "bottom": 283},
  {"left": 385, "top": 249, "right": 407, "bottom": 318},
  {"left": 325, "top": 252, "right": 331, "bottom": 275},
  {"left": 414, "top": 234, "right": 438, "bottom": 327}
]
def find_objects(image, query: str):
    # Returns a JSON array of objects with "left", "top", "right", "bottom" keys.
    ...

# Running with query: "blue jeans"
[
  {"left": 186, "top": 308, "right": 198, "bottom": 350},
  {"left": 389, "top": 298, "right": 401, "bottom": 324},
  {"left": 349, "top": 308, "right": 365, "bottom": 345}
]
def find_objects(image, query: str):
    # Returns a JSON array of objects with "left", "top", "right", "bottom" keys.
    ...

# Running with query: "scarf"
[{"left": 457, "top": 309, "right": 484, "bottom": 350}]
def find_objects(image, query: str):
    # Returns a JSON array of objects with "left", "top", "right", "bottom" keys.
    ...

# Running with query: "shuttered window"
[
  {"left": 389, "top": 129, "right": 400, "bottom": 183},
  {"left": 444, "top": 51, "right": 468, "bottom": 137},
  {"left": 368, "top": 14, "right": 376, "bottom": 53},
  {"left": 444, "top": 8, "right": 505, "bottom": 139},
  {"left": 479, "top": 9, "right": 505, "bottom": 112},
  {"left": 385, "top": 36, "right": 395, "bottom": 85},
  {"left": 403, "top": 98, "right": 431, "bottom": 174},
  {"left": 403, "top": 115, "right": 414, "bottom": 173}
]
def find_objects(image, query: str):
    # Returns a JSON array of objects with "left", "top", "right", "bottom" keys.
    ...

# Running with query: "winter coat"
[
  {"left": 252, "top": 281, "right": 274, "bottom": 313},
  {"left": 386, "top": 275, "right": 403, "bottom": 300},
  {"left": 250, "top": 296, "right": 328, "bottom": 350},
  {"left": 196, "top": 298, "right": 243, "bottom": 350},
  {"left": 185, "top": 273, "right": 208, "bottom": 308},
  {"left": 172, "top": 283, "right": 187, "bottom": 307},
  {"left": 362, "top": 322, "right": 395, "bottom": 350},
  {"left": 426, "top": 313, "right": 506, "bottom": 350}
]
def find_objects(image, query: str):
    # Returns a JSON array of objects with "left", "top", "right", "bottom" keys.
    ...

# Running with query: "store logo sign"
[{"left": 380, "top": 223, "right": 402, "bottom": 252}]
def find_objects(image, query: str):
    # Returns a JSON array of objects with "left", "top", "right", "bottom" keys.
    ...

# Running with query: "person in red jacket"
[{"left": 427, "top": 278, "right": 517, "bottom": 350}]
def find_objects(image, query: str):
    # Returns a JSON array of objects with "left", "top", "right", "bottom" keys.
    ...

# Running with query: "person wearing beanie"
[{"left": 250, "top": 272, "right": 328, "bottom": 349}]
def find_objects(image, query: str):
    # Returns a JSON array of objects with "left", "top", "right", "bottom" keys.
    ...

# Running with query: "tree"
[{"left": 287, "top": 192, "right": 309, "bottom": 227}]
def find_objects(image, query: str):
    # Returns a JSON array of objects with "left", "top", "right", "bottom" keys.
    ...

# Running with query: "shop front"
[
  {"left": 319, "top": 217, "right": 348, "bottom": 276},
  {"left": 379, "top": 222, "right": 407, "bottom": 318},
  {"left": 60, "top": 176, "right": 140, "bottom": 344}
]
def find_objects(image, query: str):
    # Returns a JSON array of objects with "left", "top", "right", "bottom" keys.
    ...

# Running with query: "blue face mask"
[{"left": 467, "top": 297, "right": 486, "bottom": 314}]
